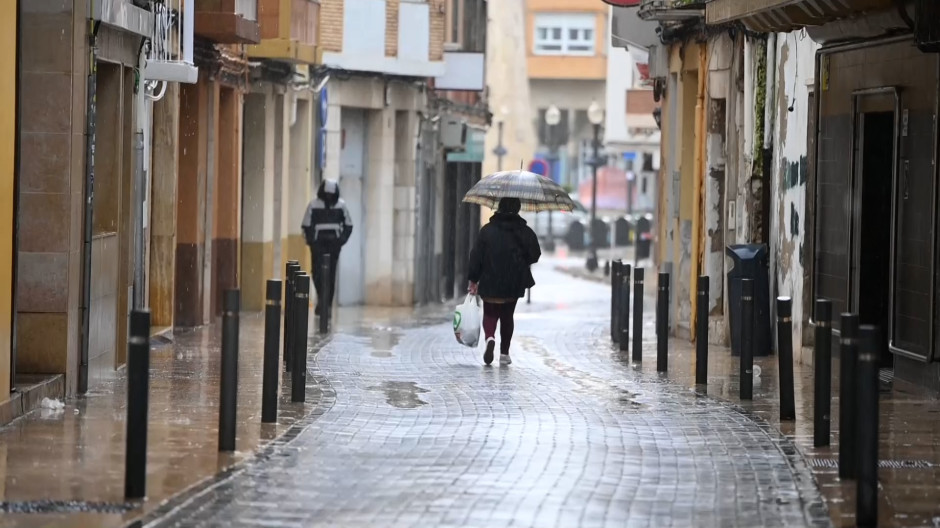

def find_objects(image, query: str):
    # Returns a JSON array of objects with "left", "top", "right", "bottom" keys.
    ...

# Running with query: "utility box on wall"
[{"left": 441, "top": 116, "right": 468, "bottom": 150}]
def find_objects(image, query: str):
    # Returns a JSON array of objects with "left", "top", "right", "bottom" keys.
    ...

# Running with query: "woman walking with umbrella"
[{"left": 465, "top": 169, "right": 575, "bottom": 366}]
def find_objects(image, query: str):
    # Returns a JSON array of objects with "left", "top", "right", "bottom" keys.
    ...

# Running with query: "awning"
[
  {"left": 626, "top": 113, "right": 658, "bottom": 131},
  {"left": 705, "top": 0, "right": 895, "bottom": 33}
]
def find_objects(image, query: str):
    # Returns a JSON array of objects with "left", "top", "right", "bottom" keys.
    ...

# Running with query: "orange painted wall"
[
  {"left": 524, "top": 0, "right": 607, "bottom": 81},
  {"left": 0, "top": 1, "right": 15, "bottom": 399}
]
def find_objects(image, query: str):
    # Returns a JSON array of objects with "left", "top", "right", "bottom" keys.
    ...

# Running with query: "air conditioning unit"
[
  {"left": 915, "top": 0, "right": 940, "bottom": 52},
  {"left": 441, "top": 116, "right": 467, "bottom": 150}
]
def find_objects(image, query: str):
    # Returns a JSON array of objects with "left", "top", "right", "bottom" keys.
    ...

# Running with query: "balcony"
[
  {"left": 247, "top": 0, "right": 319, "bottom": 64},
  {"left": 637, "top": 0, "right": 705, "bottom": 21},
  {"left": 321, "top": 0, "right": 445, "bottom": 78},
  {"left": 704, "top": 0, "right": 894, "bottom": 33},
  {"left": 144, "top": 0, "right": 199, "bottom": 84},
  {"left": 195, "top": 0, "right": 261, "bottom": 44}
]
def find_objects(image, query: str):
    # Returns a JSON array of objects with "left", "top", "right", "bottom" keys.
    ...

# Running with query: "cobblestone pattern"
[{"left": 146, "top": 269, "right": 828, "bottom": 528}]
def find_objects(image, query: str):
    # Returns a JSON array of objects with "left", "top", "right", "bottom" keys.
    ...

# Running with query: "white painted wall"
[{"left": 771, "top": 30, "right": 819, "bottom": 355}]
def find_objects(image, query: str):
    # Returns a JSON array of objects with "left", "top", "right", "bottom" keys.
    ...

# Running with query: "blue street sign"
[
  {"left": 319, "top": 86, "right": 328, "bottom": 124},
  {"left": 622, "top": 151, "right": 637, "bottom": 161},
  {"left": 528, "top": 159, "right": 549, "bottom": 177}
]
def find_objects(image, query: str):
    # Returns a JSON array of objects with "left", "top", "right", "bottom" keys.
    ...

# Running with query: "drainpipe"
[
  {"left": 690, "top": 43, "right": 708, "bottom": 341},
  {"left": 133, "top": 39, "right": 147, "bottom": 310},
  {"left": 79, "top": 21, "right": 101, "bottom": 395},
  {"left": 762, "top": 34, "right": 777, "bottom": 265}
]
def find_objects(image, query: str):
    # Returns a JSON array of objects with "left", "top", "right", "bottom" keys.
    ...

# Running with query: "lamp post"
[
  {"left": 586, "top": 101, "right": 604, "bottom": 272},
  {"left": 544, "top": 104, "right": 561, "bottom": 252},
  {"left": 494, "top": 121, "right": 507, "bottom": 171}
]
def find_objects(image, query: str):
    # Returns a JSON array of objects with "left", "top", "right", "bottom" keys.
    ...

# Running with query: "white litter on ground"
[{"left": 40, "top": 397, "right": 65, "bottom": 411}]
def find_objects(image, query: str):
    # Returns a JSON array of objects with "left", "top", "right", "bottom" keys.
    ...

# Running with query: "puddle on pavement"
[
  {"left": 367, "top": 381, "right": 429, "bottom": 409},
  {"left": 363, "top": 325, "right": 402, "bottom": 359}
]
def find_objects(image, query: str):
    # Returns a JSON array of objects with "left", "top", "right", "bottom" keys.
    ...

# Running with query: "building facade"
[{"left": 0, "top": 0, "right": 17, "bottom": 413}]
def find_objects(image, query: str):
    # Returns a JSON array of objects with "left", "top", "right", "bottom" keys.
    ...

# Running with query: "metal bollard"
[
  {"left": 632, "top": 268, "right": 644, "bottom": 362},
  {"left": 740, "top": 279, "right": 755, "bottom": 400},
  {"left": 856, "top": 325, "right": 880, "bottom": 527},
  {"left": 695, "top": 276, "right": 709, "bottom": 386},
  {"left": 619, "top": 264, "right": 631, "bottom": 352},
  {"left": 262, "top": 279, "right": 282, "bottom": 424},
  {"left": 776, "top": 297, "right": 796, "bottom": 421},
  {"left": 219, "top": 290, "right": 240, "bottom": 452},
  {"left": 125, "top": 310, "right": 150, "bottom": 500},
  {"left": 284, "top": 262, "right": 300, "bottom": 373},
  {"left": 656, "top": 272, "right": 669, "bottom": 373},
  {"left": 839, "top": 313, "right": 860, "bottom": 479},
  {"left": 527, "top": 288, "right": 531, "bottom": 304},
  {"left": 292, "top": 275, "right": 311, "bottom": 403},
  {"left": 319, "top": 255, "right": 332, "bottom": 335},
  {"left": 611, "top": 260, "right": 622, "bottom": 343},
  {"left": 814, "top": 298, "right": 833, "bottom": 447}
]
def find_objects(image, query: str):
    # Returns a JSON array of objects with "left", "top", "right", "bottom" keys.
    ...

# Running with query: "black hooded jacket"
[{"left": 468, "top": 213, "right": 541, "bottom": 299}]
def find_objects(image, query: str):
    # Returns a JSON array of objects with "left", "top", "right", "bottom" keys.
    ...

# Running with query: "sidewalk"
[
  {"left": 557, "top": 259, "right": 940, "bottom": 528},
  {"left": 0, "top": 314, "right": 329, "bottom": 528}
]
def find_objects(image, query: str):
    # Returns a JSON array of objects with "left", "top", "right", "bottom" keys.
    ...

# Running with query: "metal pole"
[
  {"left": 776, "top": 297, "right": 796, "bottom": 420},
  {"left": 125, "top": 310, "right": 150, "bottom": 500},
  {"left": 632, "top": 268, "right": 644, "bottom": 362},
  {"left": 740, "top": 278, "right": 754, "bottom": 400},
  {"left": 319, "top": 256, "right": 332, "bottom": 335},
  {"left": 262, "top": 280, "right": 282, "bottom": 424},
  {"left": 814, "top": 298, "right": 833, "bottom": 447},
  {"left": 587, "top": 123, "right": 600, "bottom": 272},
  {"left": 856, "top": 324, "right": 880, "bottom": 527},
  {"left": 218, "top": 289, "right": 240, "bottom": 452},
  {"left": 656, "top": 271, "right": 669, "bottom": 373},
  {"left": 839, "top": 313, "right": 860, "bottom": 479},
  {"left": 611, "top": 260, "right": 621, "bottom": 343},
  {"left": 494, "top": 121, "right": 506, "bottom": 172},
  {"left": 619, "top": 264, "right": 631, "bottom": 352},
  {"left": 292, "top": 275, "right": 311, "bottom": 403},
  {"left": 695, "top": 276, "right": 709, "bottom": 386}
]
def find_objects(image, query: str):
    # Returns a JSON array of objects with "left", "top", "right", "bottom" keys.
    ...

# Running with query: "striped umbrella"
[{"left": 462, "top": 170, "right": 576, "bottom": 212}]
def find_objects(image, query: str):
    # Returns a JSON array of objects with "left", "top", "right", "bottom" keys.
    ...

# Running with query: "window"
[
  {"left": 533, "top": 13, "right": 596, "bottom": 56},
  {"left": 445, "top": 0, "right": 464, "bottom": 49}
]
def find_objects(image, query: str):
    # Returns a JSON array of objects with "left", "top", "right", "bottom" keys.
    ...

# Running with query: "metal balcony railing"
[
  {"left": 146, "top": 0, "right": 198, "bottom": 84},
  {"left": 637, "top": 0, "right": 705, "bottom": 21}
]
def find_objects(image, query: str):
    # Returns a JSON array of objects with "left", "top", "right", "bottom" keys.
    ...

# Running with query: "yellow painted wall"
[{"left": 0, "top": 2, "right": 16, "bottom": 400}]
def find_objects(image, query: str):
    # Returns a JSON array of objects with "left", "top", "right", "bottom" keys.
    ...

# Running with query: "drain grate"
[
  {"left": 808, "top": 458, "right": 935, "bottom": 469},
  {"left": 0, "top": 500, "right": 136, "bottom": 514}
]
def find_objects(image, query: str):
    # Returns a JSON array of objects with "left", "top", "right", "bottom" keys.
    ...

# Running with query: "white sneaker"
[{"left": 499, "top": 353, "right": 512, "bottom": 366}]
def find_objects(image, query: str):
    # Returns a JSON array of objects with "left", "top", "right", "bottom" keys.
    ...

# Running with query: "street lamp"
[
  {"left": 586, "top": 100, "right": 604, "bottom": 272},
  {"left": 544, "top": 104, "right": 561, "bottom": 252}
]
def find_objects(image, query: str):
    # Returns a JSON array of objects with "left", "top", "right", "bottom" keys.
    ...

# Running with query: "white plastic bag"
[{"left": 453, "top": 294, "right": 482, "bottom": 348}]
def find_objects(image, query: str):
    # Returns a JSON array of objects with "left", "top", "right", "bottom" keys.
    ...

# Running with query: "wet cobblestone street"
[{"left": 145, "top": 265, "right": 828, "bottom": 528}]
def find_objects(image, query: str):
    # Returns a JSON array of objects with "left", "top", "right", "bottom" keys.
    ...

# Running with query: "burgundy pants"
[{"left": 482, "top": 301, "right": 518, "bottom": 354}]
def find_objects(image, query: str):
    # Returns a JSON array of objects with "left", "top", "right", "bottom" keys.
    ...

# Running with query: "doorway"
[
  {"left": 337, "top": 109, "right": 366, "bottom": 306},
  {"left": 855, "top": 110, "right": 895, "bottom": 368}
]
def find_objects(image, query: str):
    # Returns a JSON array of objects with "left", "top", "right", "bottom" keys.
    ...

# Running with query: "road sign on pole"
[{"left": 528, "top": 159, "right": 549, "bottom": 177}]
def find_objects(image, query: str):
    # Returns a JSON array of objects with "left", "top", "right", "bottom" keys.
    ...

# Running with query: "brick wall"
[
  {"left": 320, "top": 0, "right": 343, "bottom": 53},
  {"left": 385, "top": 0, "right": 399, "bottom": 56},
  {"left": 429, "top": 0, "right": 444, "bottom": 61}
]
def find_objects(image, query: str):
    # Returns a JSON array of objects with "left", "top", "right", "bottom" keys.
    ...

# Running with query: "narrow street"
[{"left": 144, "top": 262, "right": 828, "bottom": 528}]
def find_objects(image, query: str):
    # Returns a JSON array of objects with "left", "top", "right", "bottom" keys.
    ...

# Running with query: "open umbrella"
[{"left": 462, "top": 170, "right": 576, "bottom": 212}]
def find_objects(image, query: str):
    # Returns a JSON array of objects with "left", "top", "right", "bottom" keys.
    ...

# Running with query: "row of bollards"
[
  {"left": 123, "top": 256, "right": 333, "bottom": 500},
  {"left": 611, "top": 269, "right": 881, "bottom": 526}
]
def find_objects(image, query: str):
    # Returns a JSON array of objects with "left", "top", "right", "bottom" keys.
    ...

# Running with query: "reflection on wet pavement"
[{"left": 143, "top": 263, "right": 828, "bottom": 528}]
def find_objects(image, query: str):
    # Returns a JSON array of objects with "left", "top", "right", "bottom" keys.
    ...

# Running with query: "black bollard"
[
  {"left": 284, "top": 263, "right": 299, "bottom": 373},
  {"left": 319, "top": 255, "right": 332, "bottom": 335},
  {"left": 262, "top": 279, "right": 282, "bottom": 424},
  {"left": 740, "top": 279, "right": 755, "bottom": 400},
  {"left": 856, "top": 325, "right": 880, "bottom": 527},
  {"left": 527, "top": 288, "right": 531, "bottom": 305},
  {"left": 839, "top": 313, "right": 860, "bottom": 479},
  {"left": 695, "top": 276, "right": 709, "bottom": 386},
  {"left": 292, "top": 275, "right": 311, "bottom": 403},
  {"left": 619, "top": 264, "right": 631, "bottom": 352},
  {"left": 632, "top": 268, "right": 644, "bottom": 362},
  {"left": 656, "top": 272, "right": 669, "bottom": 373},
  {"left": 219, "top": 289, "right": 240, "bottom": 452},
  {"left": 125, "top": 310, "right": 150, "bottom": 500},
  {"left": 814, "top": 298, "right": 833, "bottom": 447},
  {"left": 776, "top": 297, "right": 796, "bottom": 421},
  {"left": 611, "top": 260, "right": 622, "bottom": 343}
]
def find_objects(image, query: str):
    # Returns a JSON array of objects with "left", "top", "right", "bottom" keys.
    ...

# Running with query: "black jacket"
[{"left": 468, "top": 213, "right": 541, "bottom": 299}]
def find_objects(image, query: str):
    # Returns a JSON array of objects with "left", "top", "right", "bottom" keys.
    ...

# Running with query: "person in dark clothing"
[
  {"left": 467, "top": 197, "right": 541, "bottom": 366},
  {"left": 302, "top": 179, "right": 353, "bottom": 316}
]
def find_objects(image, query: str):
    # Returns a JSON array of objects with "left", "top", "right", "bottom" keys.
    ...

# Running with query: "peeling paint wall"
[{"left": 771, "top": 31, "right": 818, "bottom": 359}]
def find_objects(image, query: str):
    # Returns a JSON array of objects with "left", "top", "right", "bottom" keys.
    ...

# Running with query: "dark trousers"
[
  {"left": 482, "top": 300, "right": 518, "bottom": 354},
  {"left": 310, "top": 246, "right": 340, "bottom": 310}
]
